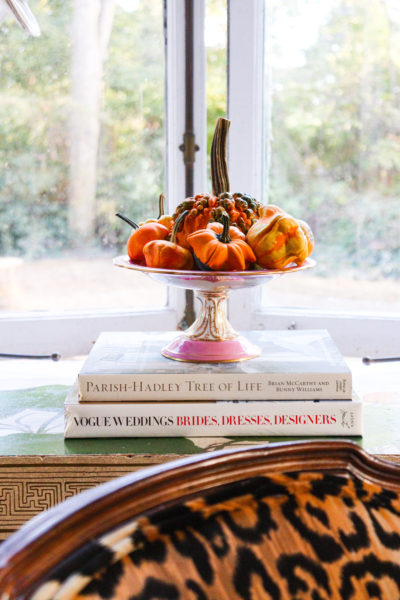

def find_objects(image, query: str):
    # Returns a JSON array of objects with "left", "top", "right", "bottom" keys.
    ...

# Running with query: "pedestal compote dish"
[
  {"left": 114, "top": 117, "right": 316, "bottom": 362},
  {"left": 113, "top": 256, "right": 315, "bottom": 362}
]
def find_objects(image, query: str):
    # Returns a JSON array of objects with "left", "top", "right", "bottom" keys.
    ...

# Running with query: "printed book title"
[
  {"left": 72, "top": 413, "right": 344, "bottom": 428},
  {"left": 85, "top": 379, "right": 338, "bottom": 394}
]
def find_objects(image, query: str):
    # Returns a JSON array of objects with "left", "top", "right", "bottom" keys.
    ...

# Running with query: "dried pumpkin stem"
[
  {"left": 170, "top": 210, "right": 189, "bottom": 244},
  {"left": 216, "top": 211, "right": 231, "bottom": 244},
  {"left": 211, "top": 117, "right": 230, "bottom": 196},
  {"left": 115, "top": 213, "right": 139, "bottom": 230}
]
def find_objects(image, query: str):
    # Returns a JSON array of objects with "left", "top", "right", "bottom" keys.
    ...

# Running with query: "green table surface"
[{"left": 0, "top": 385, "right": 399, "bottom": 457}]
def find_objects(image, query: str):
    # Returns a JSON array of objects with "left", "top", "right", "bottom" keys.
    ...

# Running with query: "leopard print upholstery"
[{"left": 30, "top": 471, "right": 400, "bottom": 600}]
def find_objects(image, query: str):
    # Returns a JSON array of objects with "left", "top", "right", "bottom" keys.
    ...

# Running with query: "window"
[
  {"left": 228, "top": 0, "right": 400, "bottom": 356},
  {"left": 0, "top": 0, "right": 180, "bottom": 355},
  {"left": 1, "top": 0, "right": 399, "bottom": 357}
]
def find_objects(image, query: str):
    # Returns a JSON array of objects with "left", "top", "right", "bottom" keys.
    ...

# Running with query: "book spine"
[
  {"left": 65, "top": 399, "right": 362, "bottom": 438},
  {"left": 78, "top": 372, "right": 352, "bottom": 402}
]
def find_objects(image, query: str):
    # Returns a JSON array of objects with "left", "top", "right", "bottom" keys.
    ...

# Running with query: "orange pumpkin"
[
  {"left": 187, "top": 211, "right": 256, "bottom": 271},
  {"left": 246, "top": 213, "right": 309, "bottom": 269},
  {"left": 143, "top": 211, "right": 194, "bottom": 270},
  {"left": 116, "top": 212, "right": 169, "bottom": 262}
]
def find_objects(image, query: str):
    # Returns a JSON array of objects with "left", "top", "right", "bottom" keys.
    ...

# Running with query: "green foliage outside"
[
  {"left": 268, "top": 0, "right": 400, "bottom": 277},
  {"left": 0, "top": 0, "right": 71, "bottom": 256},
  {"left": 0, "top": 0, "right": 399, "bottom": 280},
  {"left": 0, "top": 0, "right": 166, "bottom": 256},
  {"left": 97, "top": 1, "right": 166, "bottom": 247}
]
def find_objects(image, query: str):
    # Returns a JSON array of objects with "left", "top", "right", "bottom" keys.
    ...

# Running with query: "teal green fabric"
[
  {"left": 0, "top": 385, "right": 204, "bottom": 455},
  {"left": 0, "top": 385, "right": 395, "bottom": 456}
]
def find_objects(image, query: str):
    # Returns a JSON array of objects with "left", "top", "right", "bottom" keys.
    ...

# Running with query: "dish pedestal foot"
[{"left": 162, "top": 289, "right": 260, "bottom": 362}]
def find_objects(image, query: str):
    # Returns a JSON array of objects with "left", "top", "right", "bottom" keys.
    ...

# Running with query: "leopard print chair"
[{"left": 1, "top": 440, "right": 400, "bottom": 599}]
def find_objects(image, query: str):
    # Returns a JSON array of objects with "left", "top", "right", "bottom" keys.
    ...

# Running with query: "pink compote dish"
[{"left": 113, "top": 256, "right": 315, "bottom": 362}]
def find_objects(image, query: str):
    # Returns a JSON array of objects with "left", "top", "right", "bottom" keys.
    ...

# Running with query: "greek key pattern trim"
[{"left": 0, "top": 456, "right": 178, "bottom": 540}]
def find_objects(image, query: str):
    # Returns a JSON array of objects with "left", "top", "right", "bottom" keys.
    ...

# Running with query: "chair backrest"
[{"left": 1, "top": 440, "right": 400, "bottom": 600}]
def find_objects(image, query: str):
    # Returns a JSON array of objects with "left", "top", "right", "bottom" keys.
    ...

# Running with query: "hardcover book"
[
  {"left": 78, "top": 330, "right": 352, "bottom": 402},
  {"left": 65, "top": 384, "right": 362, "bottom": 438}
]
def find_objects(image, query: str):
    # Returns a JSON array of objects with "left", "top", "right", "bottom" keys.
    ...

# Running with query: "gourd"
[
  {"left": 143, "top": 211, "right": 194, "bottom": 270},
  {"left": 246, "top": 213, "right": 309, "bottom": 269},
  {"left": 187, "top": 210, "right": 256, "bottom": 271},
  {"left": 116, "top": 213, "right": 169, "bottom": 262},
  {"left": 258, "top": 204, "right": 286, "bottom": 220},
  {"left": 172, "top": 118, "right": 262, "bottom": 248},
  {"left": 139, "top": 194, "right": 174, "bottom": 231},
  {"left": 297, "top": 218, "right": 315, "bottom": 256},
  {"left": 116, "top": 116, "right": 315, "bottom": 272}
]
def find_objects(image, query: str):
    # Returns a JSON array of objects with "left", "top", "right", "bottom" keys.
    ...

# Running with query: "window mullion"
[
  {"left": 166, "top": 0, "right": 206, "bottom": 330},
  {"left": 192, "top": 1, "right": 207, "bottom": 197},
  {"left": 165, "top": 0, "right": 206, "bottom": 210},
  {"left": 165, "top": 0, "right": 186, "bottom": 211},
  {"left": 227, "top": 0, "right": 265, "bottom": 330}
]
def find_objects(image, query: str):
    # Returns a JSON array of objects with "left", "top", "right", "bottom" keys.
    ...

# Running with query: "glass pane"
[
  {"left": 263, "top": 0, "right": 400, "bottom": 314},
  {"left": 0, "top": 0, "right": 166, "bottom": 312},
  {"left": 206, "top": 0, "right": 227, "bottom": 189}
]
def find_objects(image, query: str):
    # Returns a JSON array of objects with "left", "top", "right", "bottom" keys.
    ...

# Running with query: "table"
[{"left": 0, "top": 355, "right": 399, "bottom": 541}]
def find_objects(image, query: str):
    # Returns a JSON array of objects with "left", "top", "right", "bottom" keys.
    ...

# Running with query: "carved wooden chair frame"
[{"left": 1, "top": 439, "right": 400, "bottom": 598}]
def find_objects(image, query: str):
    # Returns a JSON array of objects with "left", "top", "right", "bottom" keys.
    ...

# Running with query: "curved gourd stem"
[
  {"left": 170, "top": 210, "right": 189, "bottom": 244},
  {"left": 211, "top": 117, "right": 231, "bottom": 196},
  {"left": 115, "top": 213, "right": 139, "bottom": 230},
  {"left": 158, "top": 194, "right": 165, "bottom": 219}
]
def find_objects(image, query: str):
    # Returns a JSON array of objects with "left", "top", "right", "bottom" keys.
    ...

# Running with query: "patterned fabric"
[{"left": 31, "top": 472, "right": 400, "bottom": 600}]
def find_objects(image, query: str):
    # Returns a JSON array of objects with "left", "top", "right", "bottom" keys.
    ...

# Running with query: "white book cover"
[
  {"left": 65, "top": 384, "right": 362, "bottom": 438},
  {"left": 78, "top": 330, "right": 352, "bottom": 401}
]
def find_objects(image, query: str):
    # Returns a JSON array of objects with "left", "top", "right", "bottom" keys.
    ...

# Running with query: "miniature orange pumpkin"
[
  {"left": 116, "top": 213, "right": 169, "bottom": 262},
  {"left": 246, "top": 213, "right": 309, "bottom": 269},
  {"left": 143, "top": 211, "right": 194, "bottom": 270},
  {"left": 187, "top": 211, "right": 256, "bottom": 271}
]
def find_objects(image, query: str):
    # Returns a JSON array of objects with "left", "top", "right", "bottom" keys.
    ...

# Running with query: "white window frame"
[
  {"left": 0, "top": 0, "right": 207, "bottom": 357},
  {"left": 2, "top": 0, "right": 398, "bottom": 359},
  {"left": 227, "top": 0, "right": 400, "bottom": 357}
]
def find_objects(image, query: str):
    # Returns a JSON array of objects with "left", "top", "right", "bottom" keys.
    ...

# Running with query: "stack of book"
[{"left": 64, "top": 329, "right": 362, "bottom": 438}]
